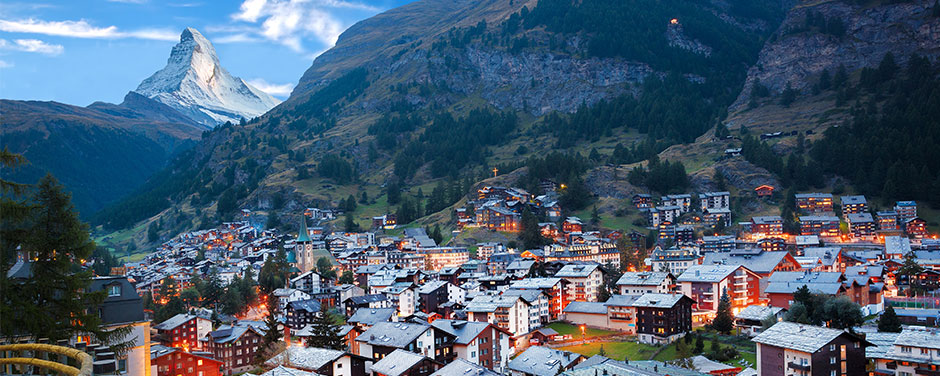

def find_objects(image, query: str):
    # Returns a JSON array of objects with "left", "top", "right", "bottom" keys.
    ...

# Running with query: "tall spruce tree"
[
  {"left": 711, "top": 291, "right": 734, "bottom": 334},
  {"left": 305, "top": 307, "right": 345, "bottom": 350},
  {"left": 878, "top": 305, "right": 902, "bottom": 333}
]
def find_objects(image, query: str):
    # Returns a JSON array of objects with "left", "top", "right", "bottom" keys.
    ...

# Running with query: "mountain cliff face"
[
  {"left": 136, "top": 28, "right": 281, "bottom": 128},
  {"left": 731, "top": 0, "right": 940, "bottom": 110},
  {"left": 0, "top": 98, "right": 200, "bottom": 217}
]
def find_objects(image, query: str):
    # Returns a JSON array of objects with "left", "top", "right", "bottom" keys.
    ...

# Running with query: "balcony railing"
[{"left": 0, "top": 343, "right": 93, "bottom": 376}]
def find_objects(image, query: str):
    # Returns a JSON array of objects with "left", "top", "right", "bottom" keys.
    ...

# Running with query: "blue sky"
[{"left": 0, "top": 0, "right": 412, "bottom": 105}]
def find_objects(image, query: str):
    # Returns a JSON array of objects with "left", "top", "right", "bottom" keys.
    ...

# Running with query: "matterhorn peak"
[{"left": 135, "top": 27, "right": 280, "bottom": 128}]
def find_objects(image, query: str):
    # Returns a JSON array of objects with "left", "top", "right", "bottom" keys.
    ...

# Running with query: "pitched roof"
[
  {"left": 464, "top": 294, "right": 522, "bottom": 312},
  {"left": 355, "top": 321, "right": 430, "bottom": 348},
  {"left": 555, "top": 264, "right": 601, "bottom": 278},
  {"left": 347, "top": 308, "right": 396, "bottom": 326},
  {"left": 153, "top": 313, "right": 196, "bottom": 331},
  {"left": 431, "top": 358, "right": 501, "bottom": 376},
  {"left": 346, "top": 294, "right": 388, "bottom": 305},
  {"left": 752, "top": 322, "right": 867, "bottom": 353},
  {"left": 431, "top": 319, "right": 493, "bottom": 344},
  {"left": 701, "top": 251, "right": 791, "bottom": 274},
  {"left": 894, "top": 328, "right": 940, "bottom": 350},
  {"left": 265, "top": 346, "right": 345, "bottom": 370},
  {"left": 734, "top": 305, "right": 784, "bottom": 321},
  {"left": 287, "top": 299, "right": 322, "bottom": 313},
  {"left": 603, "top": 295, "right": 640, "bottom": 307},
  {"left": 676, "top": 265, "right": 743, "bottom": 283},
  {"left": 370, "top": 349, "right": 427, "bottom": 376},
  {"left": 563, "top": 301, "right": 607, "bottom": 314},
  {"left": 631, "top": 293, "right": 690, "bottom": 309},
  {"left": 509, "top": 346, "right": 582, "bottom": 376},
  {"left": 615, "top": 272, "right": 673, "bottom": 286},
  {"left": 509, "top": 278, "right": 563, "bottom": 289}
]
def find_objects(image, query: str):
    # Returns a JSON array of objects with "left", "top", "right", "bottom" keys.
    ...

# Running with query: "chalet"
[
  {"left": 554, "top": 263, "right": 604, "bottom": 302},
  {"left": 465, "top": 294, "right": 531, "bottom": 336},
  {"left": 200, "top": 321, "right": 266, "bottom": 375},
  {"left": 748, "top": 216, "right": 783, "bottom": 236},
  {"left": 840, "top": 195, "right": 868, "bottom": 215},
  {"left": 615, "top": 272, "right": 675, "bottom": 295},
  {"left": 757, "top": 237, "right": 786, "bottom": 252},
  {"left": 263, "top": 346, "right": 369, "bottom": 376},
  {"left": 764, "top": 272, "right": 849, "bottom": 309},
  {"left": 285, "top": 299, "right": 321, "bottom": 331},
  {"left": 150, "top": 345, "right": 222, "bottom": 376},
  {"left": 273, "top": 288, "right": 312, "bottom": 312},
  {"left": 562, "top": 217, "right": 583, "bottom": 233},
  {"left": 702, "top": 235, "right": 736, "bottom": 253},
  {"left": 508, "top": 278, "right": 567, "bottom": 319},
  {"left": 153, "top": 313, "right": 213, "bottom": 350},
  {"left": 877, "top": 210, "right": 899, "bottom": 231},
  {"left": 505, "top": 259, "right": 536, "bottom": 277},
  {"left": 701, "top": 250, "right": 801, "bottom": 292},
  {"left": 846, "top": 212, "right": 875, "bottom": 238},
  {"left": 752, "top": 322, "right": 871, "bottom": 376},
  {"left": 795, "top": 193, "right": 833, "bottom": 213},
  {"left": 438, "top": 267, "right": 462, "bottom": 285},
  {"left": 754, "top": 185, "right": 774, "bottom": 197},
  {"left": 801, "top": 247, "right": 843, "bottom": 272},
  {"left": 344, "top": 294, "right": 392, "bottom": 317},
  {"left": 417, "top": 280, "right": 449, "bottom": 315},
  {"left": 649, "top": 246, "right": 699, "bottom": 275},
  {"left": 479, "top": 206, "right": 521, "bottom": 232},
  {"left": 372, "top": 214, "right": 397, "bottom": 230},
  {"left": 895, "top": 200, "right": 917, "bottom": 222},
  {"left": 884, "top": 235, "right": 912, "bottom": 259},
  {"left": 633, "top": 293, "right": 694, "bottom": 345},
  {"left": 647, "top": 205, "right": 681, "bottom": 227},
  {"left": 380, "top": 283, "right": 417, "bottom": 317},
  {"left": 799, "top": 215, "right": 840, "bottom": 237},
  {"left": 348, "top": 307, "right": 397, "bottom": 330},
  {"left": 486, "top": 253, "right": 520, "bottom": 275},
  {"left": 677, "top": 265, "right": 761, "bottom": 316},
  {"left": 675, "top": 225, "right": 695, "bottom": 245},
  {"left": 502, "top": 289, "right": 551, "bottom": 327},
  {"left": 355, "top": 321, "right": 455, "bottom": 364},
  {"left": 290, "top": 270, "right": 330, "bottom": 294},
  {"left": 734, "top": 305, "right": 785, "bottom": 337},
  {"left": 632, "top": 194, "right": 653, "bottom": 209},
  {"left": 430, "top": 319, "right": 513, "bottom": 371},
  {"left": 868, "top": 328, "right": 940, "bottom": 376},
  {"left": 904, "top": 217, "right": 928, "bottom": 238},
  {"left": 661, "top": 194, "right": 692, "bottom": 213},
  {"left": 700, "top": 191, "right": 730, "bottom": 212},
  {"left": 475, "top": 243, "right": 503, "bottom": 261},
  {"left": 703, "top": 209, "right": 732, "bottom": 228},
  {"left": 371, "top": 349, "right": 439, "bottom": 376},
  {"left": 508, "top": 346, "right": 583, "bottom": 376}
]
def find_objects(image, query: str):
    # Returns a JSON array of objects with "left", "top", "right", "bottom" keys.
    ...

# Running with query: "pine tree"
[
  {"left": 255, "top": 312, "right": 283, "bottom": 365},
  {"left": 711, "top": 291, "right": 734, "bottom": 334},
  {"left": 878, "top": 305, "right": 902, "bottom": 333},
  {"left": 1, "top": 173, "right": 133, "bottom": 353},
  {"left": 694, "top": 334, "right": 705, "bottom": 354},
  {"left": 306, "top": 307, "right": 345, "bottom": 350}
]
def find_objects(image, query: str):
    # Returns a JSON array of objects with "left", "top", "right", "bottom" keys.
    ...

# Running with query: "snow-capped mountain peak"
[{"left": 135, "top": 27, "right": 280, "bottom": 128}]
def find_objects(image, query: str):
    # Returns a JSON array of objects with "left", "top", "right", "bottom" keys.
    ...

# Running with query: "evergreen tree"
[
  {"left": 519, "top": 209, "right": 546, "bottom": 250},
  {"left": 694, "top": 334, "right": 705, "bottom": 354},
  {"left": 255, "top": 312, "right": 283, "bottom": 365},
  {"left": 591, "top": 205, "right": 600, "bottom": 226},
  {"left": 306, "top": 307, "right": 345, "bottom": 350},
  {"left": 339, "top": 270, "right": 354, "bottom": 285},
  {"left": 317, "top": 257, "right": 337, "bottom": 280},
  {"left": 780, "top": 82, "right": 797, "bottom": 107},
  {"left": 344, "top": 213, "right": 359, "bottom": 232},
  {"left": 711, "top": 291, "right": 734, "bottom": 334},
  {"left": 878, "top": 305, "right": 902, "bottom": 333},
  {"left": 898, "top": 252, "right": 924, "bottom": 296}
]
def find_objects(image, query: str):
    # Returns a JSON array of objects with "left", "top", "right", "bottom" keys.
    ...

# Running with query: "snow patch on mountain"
[{"left": 135, "top": 28, "right": 281, "bottom": 128}]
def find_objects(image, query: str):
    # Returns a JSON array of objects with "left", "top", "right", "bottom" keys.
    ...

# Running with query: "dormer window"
[{"left": 109, "top": 284, "right": 121, "bottom": 297}]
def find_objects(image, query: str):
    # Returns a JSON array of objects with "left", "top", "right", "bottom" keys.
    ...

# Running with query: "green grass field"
[
  {"left": 558, "top": 341, "right": 658, "bottom": 361},
  {"left": 653, "top": 335, "right": 757, "bottom": 369},
  {"left": 545, "top": 322, "right": 619, "bottom": 338}
]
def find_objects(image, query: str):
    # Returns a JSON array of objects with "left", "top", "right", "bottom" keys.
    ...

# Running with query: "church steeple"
[{"left": 297, "top": 215, "right": 311, "bottom": 243}]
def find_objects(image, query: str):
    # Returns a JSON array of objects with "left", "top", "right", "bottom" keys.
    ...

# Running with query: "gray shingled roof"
[
  {"left": 701, "top": 251, "right": 789, "bottom": 274},
  {"left": 631, "top": 293, "right": 688, "bottom": 309},
  {"left": 604, "top": 295, "right": 640, "bottom": 307},
  {"left": 464, "top": 294, "right": 521, "bottom": 312},
  {"left": 510, "top": 278, "right": 562, "bottom": 289},
  {"left": 502, "top": 289, "right": 545, "bottom": 304},
  {"left": 347, "top": 308, "right": 395, "bottom": 326},
  {"left": 676, "top": 265, "right": 741, "bottom": 283},
  {"left": 370, "top": 349, "right": 426, "bottom": 376},
  {"left": 153, "top": 313, "right": 195, "bottom": 331},
  {"left": 563, "top": 301, "right": 608, "bottom": 314},
  {"left": 615, "top": 272, "right": 672, "bottom": 286},
  {"left": 893, "top": 328, "right": 940, "bottom": 350},
  {"left": 509, "top": 346, "right": 581, "bottom": 376},
  {"left": 355, "top": 321, "right": 430, "bottom": 348},
  {"left": 265, "top": 346, "right": 344, "bottom": 370},
  {"left": 752, "top": 322, "right": 863, "bottom": 353},
  {"left": 431, "top": 319, "right": 492, "bottom": 344},
  {"left": 555, "top": 264, "right": 600, "bottom": 278},
  {"left": 734, "top": 305, "right": 784, "bottom": 321},
  {"left": 431, "top": 358, "right": 501, "bottom": 376}
]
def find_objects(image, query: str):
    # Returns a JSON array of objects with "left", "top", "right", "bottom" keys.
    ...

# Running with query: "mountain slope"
[
  {"left": 136, "top": 28, "right": 281, "bottom": 128},
  {"left": 96, "top": 0, "right": 788, "bottom": 244},
  {"left": 0, "top": 98, "right": 201, "bottom": 217}
]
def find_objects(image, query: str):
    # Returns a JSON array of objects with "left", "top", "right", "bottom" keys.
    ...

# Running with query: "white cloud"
[
  {"left": 229, "top": 0, "right": 380, "bottom": 52},
  {"left": 0, "top": 18, "right": 178, "bottom": 41},
  {"left": 0, "top": 38, "right": 64, "bottom": 56},
  {"left": 0, "top": 59, "right": 13, "bottom": 68},
  {"left": 246, "top": 78, "right": 294, "bottom": 97},
  {"left": 213, "top": 33, "right": 261, "bottom": 44}
]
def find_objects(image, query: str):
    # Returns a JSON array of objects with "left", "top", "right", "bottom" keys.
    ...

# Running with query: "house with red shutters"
[{"left": 150, "top": 345, "right": 223, "bottom": 376}]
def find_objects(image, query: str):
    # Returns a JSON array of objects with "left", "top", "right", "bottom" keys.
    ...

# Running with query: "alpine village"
[{"left": 3, "top": 0, "right": 940, "bottom": 376}]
